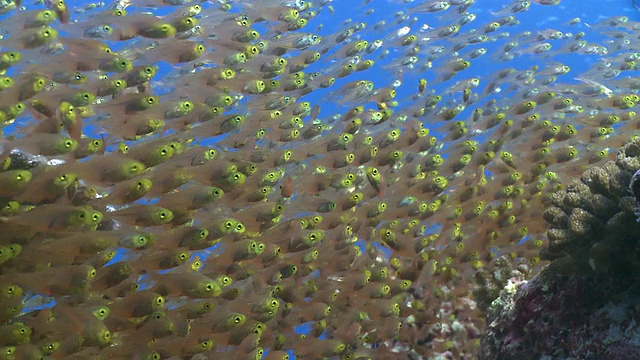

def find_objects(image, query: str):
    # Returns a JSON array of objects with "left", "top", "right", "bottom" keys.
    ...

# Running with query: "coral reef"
[
  {"left": 478, "top": 267, "right": 640, "bottom": 359},
  {"left": 542, "top": 138, "right": 640, "bottom": 275},
  {"left": 478, "top": 138, "right": 640, "bottom": 359}
]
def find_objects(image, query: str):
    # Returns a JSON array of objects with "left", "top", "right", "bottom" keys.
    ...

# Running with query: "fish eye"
[
  {"left": 225, "top": 221, "right": 233, "bottom": 229},
  {"left": 199, "top": 229, "right": 208, "bottom": 238},
  {"left": 234, "top": 315, "right": 242, "bottom": 323}
]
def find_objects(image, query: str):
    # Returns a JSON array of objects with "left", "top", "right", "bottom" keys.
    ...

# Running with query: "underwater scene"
[{"left": 2, "top": 0, "right": 640, "bottom": 358}]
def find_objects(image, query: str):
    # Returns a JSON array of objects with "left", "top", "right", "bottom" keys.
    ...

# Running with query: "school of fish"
[{"left": 0, "top": 0, "right": 638, "bottom": 358}]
